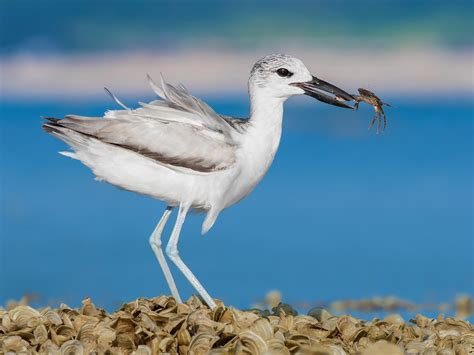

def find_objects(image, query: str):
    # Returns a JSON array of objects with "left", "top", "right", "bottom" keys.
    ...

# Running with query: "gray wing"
[
  {"left": 138, "top": 75, "right": 235, "bottom": 136},
  {"left": 44, "top": 77, "right": 240, "bottom": 173}
]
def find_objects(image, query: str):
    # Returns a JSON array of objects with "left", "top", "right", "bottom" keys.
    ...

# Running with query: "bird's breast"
[{"left": 222, "top": 121, "right": 283, "bottom": 207}]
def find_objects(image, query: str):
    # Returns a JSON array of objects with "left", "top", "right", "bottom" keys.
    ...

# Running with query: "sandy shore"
[
  {"left": 1, "top": 296, "right": 472, "bottom": 354},
  {"left": 1, "top": 47, "right": 473, "bottom": 100}
]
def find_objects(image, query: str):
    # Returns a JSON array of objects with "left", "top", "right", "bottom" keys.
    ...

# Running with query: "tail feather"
[
  {"left": 42, "top": 117, "right": 93, "bottom": 149},
  {"left": 59, "top": 151, "right": 78, "bottom": 159},
  {"left": 42, "top": 117, "right": 62, "bottom": 133}
]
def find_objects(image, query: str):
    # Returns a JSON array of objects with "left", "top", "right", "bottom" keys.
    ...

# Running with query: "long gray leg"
[
  {"left": 149, "top": 206, "right": 182, "bottom": 303},
  {"left": 166, "top": 203, "right": 217, "bottom": 309}
]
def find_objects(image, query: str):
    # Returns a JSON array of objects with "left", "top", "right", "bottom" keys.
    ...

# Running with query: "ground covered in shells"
[{"left": 1, "top": 296, "right": 473, "bottom": 354}]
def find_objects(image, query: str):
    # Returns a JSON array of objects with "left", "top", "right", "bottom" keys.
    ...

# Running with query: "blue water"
[{"left": 0, "top": 96, "right": 472, "bottom": 318}]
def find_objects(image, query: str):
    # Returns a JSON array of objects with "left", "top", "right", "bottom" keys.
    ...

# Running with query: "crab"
[{"left": 353, "top": 88, "right": 391, "bottom": 133}]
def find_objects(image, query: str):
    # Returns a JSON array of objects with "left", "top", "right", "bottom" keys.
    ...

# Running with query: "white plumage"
[{"left": 44, "top": 54, "right": 355, "bottom": 308}]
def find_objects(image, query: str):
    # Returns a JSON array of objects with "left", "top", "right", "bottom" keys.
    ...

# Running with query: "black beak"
[{"left": 291, "top": 76, "right": 355, "bottom": 109}]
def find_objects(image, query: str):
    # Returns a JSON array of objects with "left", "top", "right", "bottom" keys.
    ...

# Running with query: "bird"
[{"left": 43, "top": 54, "right": 355, "bottom": 309}]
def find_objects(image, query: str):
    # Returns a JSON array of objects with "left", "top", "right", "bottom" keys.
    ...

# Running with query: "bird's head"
[{"left": 249, "top": 54, "right": 354, "bottom": 108}]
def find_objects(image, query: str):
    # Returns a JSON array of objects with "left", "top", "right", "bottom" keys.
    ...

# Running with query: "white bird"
[{"left": 43, "top": 54, "right": 355, "bottom": 309}]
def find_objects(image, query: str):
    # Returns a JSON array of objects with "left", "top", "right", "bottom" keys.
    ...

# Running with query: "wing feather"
[
  {"left": 46, "top": 77, "right": 241, "bottom": 172},
  {"left": 146, "top": 75, "right": 233, "bottom": 134}
]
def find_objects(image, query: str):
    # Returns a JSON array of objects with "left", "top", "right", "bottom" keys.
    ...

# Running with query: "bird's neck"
[
  {"left": 248, "top": 94, "right": 285, "bottom": 132},
  {"left": 240, "top": 93, "right": 285, "bottom": 169}
]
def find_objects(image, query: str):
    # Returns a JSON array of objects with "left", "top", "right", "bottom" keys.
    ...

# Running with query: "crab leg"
[
  {"left": 369, "top": 113, "right": 378, "bottom": 130},
  {"left": 381, "top": 108, "right": 387, "bottom": 131},
  {"left": 377, "top": 111, "right": 382, "bottom": 133}
]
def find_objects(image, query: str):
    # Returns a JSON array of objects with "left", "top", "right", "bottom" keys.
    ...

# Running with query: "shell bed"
[{"left": 1, "top": 296, "right": 472, "bottom": 354}]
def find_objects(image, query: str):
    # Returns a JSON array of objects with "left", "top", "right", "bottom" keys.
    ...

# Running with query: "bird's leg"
[
  {"left": 166, "top": 203, "right": 217, "bottom": 309},
  {"left": 148, "top": 206, "right": 182, "bottom": 303}
]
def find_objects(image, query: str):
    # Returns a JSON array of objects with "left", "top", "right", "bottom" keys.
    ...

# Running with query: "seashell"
[
  {"left": 361, "top": 341, "right": 404, "bottom": 355},
  {"left": 96, "top": 326, "right": 116, "bottom": 348},
  {"left": 188, "top": 332, "right": 220, "bottom": 354},
  {"left": 58, "top": 303, "right": 73, "bottom": 312},
  {"left": 115, "top": 332, "right": 137, "bottom": 351},
  {"left": 266, "top": 315, "right": 281, "bottom": 329},
  {"left": 236, "top": 330, "right": 268, "bottom": 354},
  {"left": 162, "top": 314, "right": 186, "bottom": 333},
  {"left": 147, "top": 336, "right": 160, "bottom": 354},
  {"left": 455, "top": 341, "right": 474, "bottom": 355},
  {"left": 438, "top": 328, "right": 461, "bottom": 338},
  {"left": 296, "top": 344, "right": 346, "bottom": 355},
  {"left": 406, "top": 340, "right": 432, "bottom": 353},
  {"left": 34, "top": 324, "right": 49, "bottom": 345},
  {"left": 365, "top": 325, "right": 387, "bottom": 340},
  {"left": 60, "top": 339, "right": 84, "bottom": 355},
  {"left": 215, "top": 333, "right": 238, "bottom": 349},
  {"left": 436, "top": 317, "right": 471, "bottom": 334},
  {"left": 56, "top": 325, "right": 76, "bottom": 339},
  {"left": 222, "top": 324, "right": 234, "bottom": 334},
  {"left": 60, "top": 312, "right": 74, "bottom": 329},
  {"left": 9, "top": 305, "right": 42, "bottom": 328},
  {"left": 438, "top": 335, "right": 460, "bottom": 351},
  {"left": 216, "top": 307, "right": 234, "bottom": 324},
  {"left": 249, "top": 318, "right": 274, "bottom": 341},
  {"left": 177, "top": 302, "right": 191, "bottom": 315},
  {"left": 187, "top": 309, "right": 219, "bottom": 331},
  {"left": 436, "top": 349, "right": 455, "bottom": 355},
  {"left": 383, "top": 314, "right": 404, "bottom": 325},
  {"left": 139, "top": 313, "right": 158, "bottom": 332},
  {"left": 81, "top": 297, "right": 101, "bottom": 317},
  {"left": 459, "top": 332, "right": 474, "bottom": 345},
  {"left": 293, "top": 316, "right": 329, "bottom": 340},
  {"left": 50, "top": 324, "right": 76, "bottom": 346},
  {"left": 266, "top": 338, "right": 288, "bottom": 353},
  {"left": 275, "top": 314, "right": 295, "bottom": 333},
  {"left": 208, "top": 349, "right": 229, "bottom": 355},
  {"left": 271, "top": 303, "right": 297, "bottom": 317},
  {"left": 132, "top": 344, "right": 152, "bottom": 355},
  {"left": 286, "top": 333, "right": 311, "bottom": 349},
  {"left": 352, "top": 336, "right": 370, "bottom": 353},
  {"left": 186, "top": 295, "right": 206, "bottom": 309},
  {"left": 177, "top": 327, "right": 192, "bottom": 346},
  {"left": 42, "top": 309, "right": 63, "bottom": 326},
  {"left": 112, "top": 317, "right": 136, "bottom": 334},
  {"left": 307, "top": 307, "right": 332, "bottom": 322},
  {"left": 158, "top": 335, "right": 177, "bottom": 353},
  {"left": 2, "top": 314, "right": 13, "bottom": 332},
  {"left": 412, "top": 314, "right": 433, "bottom": 328},
  {"left": 39, "top": 339, "right": 60, "bottom": 354},
  {"left": 1, "top": 335, "right": 29, "bottom": 353},
  {"left": 211, "top": 304, "right": 227, "bottom": 322},
  {"left": 403, "top": 324, "right": 424, "bottom": 340},
  {"left": 421, "top": 348, "right": 438, "bottom": 355},
  {"left": 326, "top": 344, "right": 347, "bottom": 355},
  {"left": 336, "top": 316, "right": 358, "bottom": 341},
  {"left": 77, "top": 321, "right": 97, "bottom": 343},
  {"left": 321, "top": 317, "right": 339, "bottom": 334}
]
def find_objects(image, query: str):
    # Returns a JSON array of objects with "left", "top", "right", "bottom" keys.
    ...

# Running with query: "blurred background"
[{"left": 0, "top": 0, "right": 472, "bottom": 319}]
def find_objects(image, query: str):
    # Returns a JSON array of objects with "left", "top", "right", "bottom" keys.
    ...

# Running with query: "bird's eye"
[{"left": 276, "top": 68, "right": 293, "bottom": 77}]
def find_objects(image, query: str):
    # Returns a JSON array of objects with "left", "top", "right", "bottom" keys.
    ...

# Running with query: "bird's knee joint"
[
  {"left": 166, "top": 245, "right": 178, "bottom": 259},
  {"left": 149, "top": 236, "right": 162, "bottom": 249}
]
